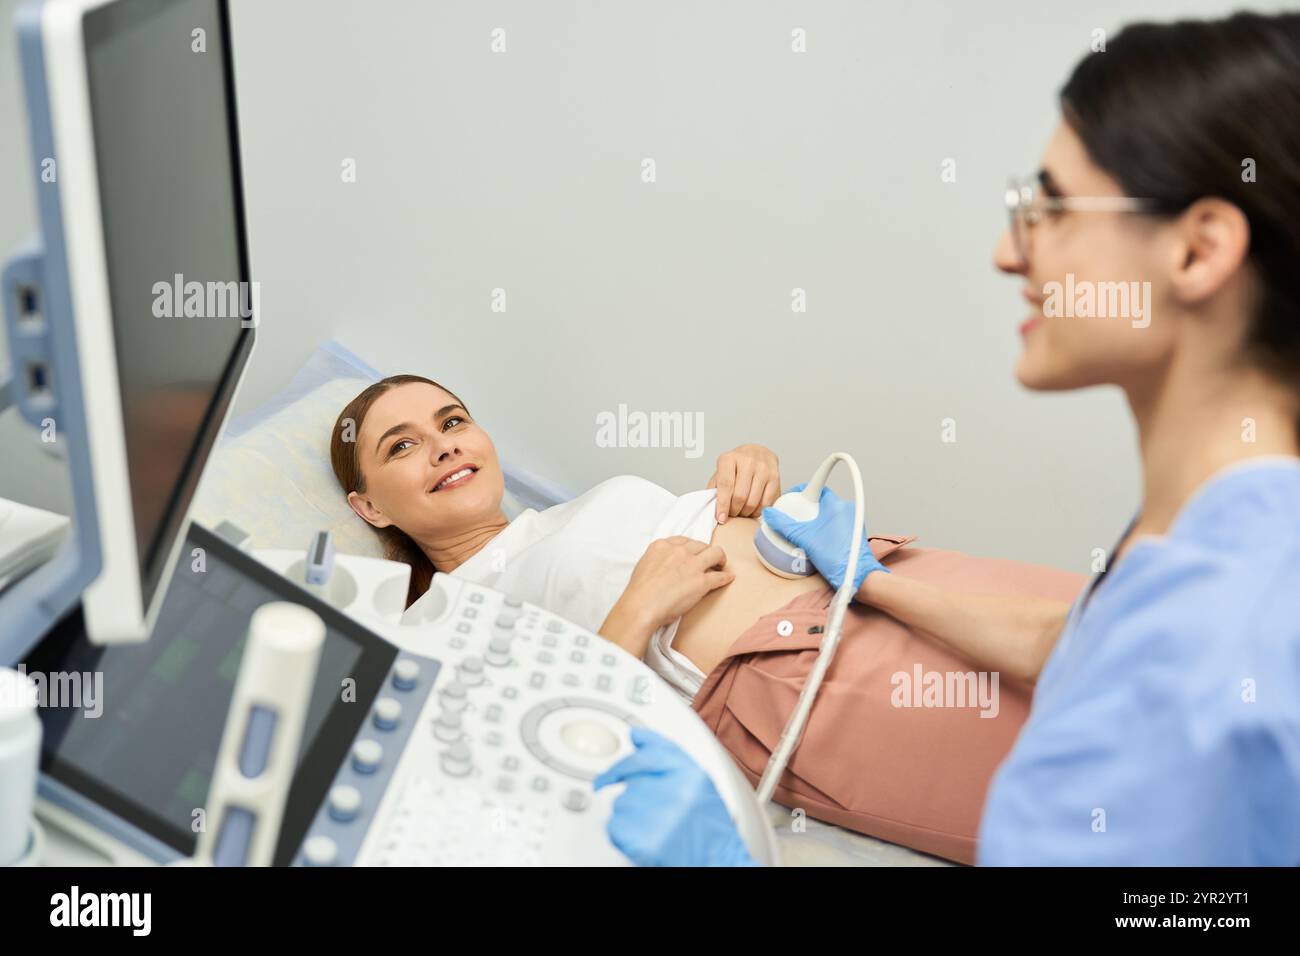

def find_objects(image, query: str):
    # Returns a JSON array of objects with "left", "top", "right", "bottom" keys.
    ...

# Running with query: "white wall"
[{"left": 2, "top": 0, "right": 1283, "bottom": 571}]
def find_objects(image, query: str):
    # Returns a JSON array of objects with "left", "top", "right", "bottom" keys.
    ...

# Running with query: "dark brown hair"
[
  {"left": 1060, "top": 12, "right": 1300, "bottom": 398},
  {"left": 329, "top": 374, "right": 469, "bottom": 608}
]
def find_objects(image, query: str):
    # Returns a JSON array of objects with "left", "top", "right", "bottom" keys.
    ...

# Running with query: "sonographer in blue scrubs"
[
  {"left": 597, "top": 459, "right": 1300, "bottom": 866},
  {"left": 977, "top": 457, "right": 1300, "bottom": 865},
  {"left": 594, "top": 12, "right": 1300, "bottom": 866}
]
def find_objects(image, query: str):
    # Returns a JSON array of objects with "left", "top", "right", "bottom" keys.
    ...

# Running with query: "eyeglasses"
[{"left": 1005, "top": 175, "right": 1159, "bottom": 264}]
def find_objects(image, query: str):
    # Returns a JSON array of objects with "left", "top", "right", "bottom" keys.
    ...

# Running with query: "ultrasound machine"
[{"left": 0, "top": 0, "right": 777, "bottom": 867}]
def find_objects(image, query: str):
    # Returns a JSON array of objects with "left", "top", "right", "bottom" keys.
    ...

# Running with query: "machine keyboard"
[
  {"left": 371, "top": 776, "right": 549, "bottom": 866},
  {"left": 291, "top": 573, "right": 774, "bottom": 866}
]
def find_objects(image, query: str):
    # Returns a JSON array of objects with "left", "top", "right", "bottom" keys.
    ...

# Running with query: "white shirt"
[{"left": 403, "top": 475, "right": 717, "bottom": 697}]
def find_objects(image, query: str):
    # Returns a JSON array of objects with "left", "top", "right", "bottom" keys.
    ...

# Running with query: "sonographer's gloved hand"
[
  {"left": 593, "top": 726, "right": 760, "bottom": 867},
  {"left": 761, "top": 482, "right": 888, "bottom": 593}
]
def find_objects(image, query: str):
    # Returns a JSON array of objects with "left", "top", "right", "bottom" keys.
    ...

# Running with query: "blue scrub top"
[{"left": 978, "top": 457, "right": 1300, "bottom": 865}]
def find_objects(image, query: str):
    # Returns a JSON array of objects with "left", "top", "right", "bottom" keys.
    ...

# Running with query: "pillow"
[
  {"left": 191, "top": 341, "right": 542, "bottom": 558},
  {"left": 223, "top": 338, "right": 384, "bottom": 440}
]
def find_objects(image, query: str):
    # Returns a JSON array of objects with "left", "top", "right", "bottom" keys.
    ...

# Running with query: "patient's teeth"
[{"left": 435, "top": 468, "right": 473, "bottom": 491}]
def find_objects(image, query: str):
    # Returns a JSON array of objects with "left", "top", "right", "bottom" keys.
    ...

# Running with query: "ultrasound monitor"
[{"left": 1, "top": 0, "right": 254, "bottom": 652}]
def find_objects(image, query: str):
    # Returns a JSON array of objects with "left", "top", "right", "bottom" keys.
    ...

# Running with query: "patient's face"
[
  {"left": 994, "top": 117, "right": 1177, "bottom": 393},
  {"left": 347, "top": 382, "right": 506, "bottom": 540}
]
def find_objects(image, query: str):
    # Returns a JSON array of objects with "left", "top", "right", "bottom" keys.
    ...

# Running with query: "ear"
[
  {"left": 347, "top": 490, "right": 393, "bottom": 529},
  {"left": 1168, "top": 198, "right": 1251, "bottom": 306}
]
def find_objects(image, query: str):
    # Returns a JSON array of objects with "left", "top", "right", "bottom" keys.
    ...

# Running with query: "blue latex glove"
[
  {"left": 592, "top": 726, "right": 760, "bottom": 867},
  {"left": 760, "top": 482, "right": 887, "bottom": 593}
]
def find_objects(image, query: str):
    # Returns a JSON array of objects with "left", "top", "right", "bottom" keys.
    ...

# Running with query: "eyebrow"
[{"left": 373, "top": 404, "right": 468, "bottom": 455}]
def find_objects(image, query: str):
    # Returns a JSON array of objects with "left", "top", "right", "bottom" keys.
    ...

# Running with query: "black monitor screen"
[
  {"left": 83, "top": 0, "right": 253, "bottom": 609},
  {"left": 25, "top": 523, "right": 398, "bottom": 865}
]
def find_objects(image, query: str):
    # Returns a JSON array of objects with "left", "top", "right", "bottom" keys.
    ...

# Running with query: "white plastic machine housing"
[
  {"left": 250, "top": 549, "right": 411, "bottom": 629},
  {"left": 4, "top": 0, "right": 257, "bottom": 649},
  {"left": 30, "top": 564, "right": 779, "bottom": 867},
  {"left": 295, "top": 572, "right": 779, "bottom": 866},
  {"left": 33, "top": 0, "right": 182, "bottom": 643}
]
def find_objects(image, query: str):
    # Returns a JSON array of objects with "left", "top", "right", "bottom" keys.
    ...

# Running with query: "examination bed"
[{"left": 190, "top": 339, "right": 955, "bottom": 868}]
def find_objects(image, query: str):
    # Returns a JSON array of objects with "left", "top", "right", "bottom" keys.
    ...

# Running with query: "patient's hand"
[
  {"left": 600, "top": 537, "right": 735, "bottom": 657},
  {"left": 706, "top": 444, "right": 781, "bottom": 524}
]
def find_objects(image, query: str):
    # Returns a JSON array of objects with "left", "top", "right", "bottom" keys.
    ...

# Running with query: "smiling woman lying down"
[{"left": 330, "top": 375, "right": 1086, "bottom": 864}]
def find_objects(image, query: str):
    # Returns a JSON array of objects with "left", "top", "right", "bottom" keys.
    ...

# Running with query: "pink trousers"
[{"left": 691, "top": 542, "right": 1086, "bottom": 864}]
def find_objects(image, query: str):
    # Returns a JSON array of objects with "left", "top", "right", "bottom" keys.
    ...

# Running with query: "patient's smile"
[{"left": 431, "top": 466, "right": 478, "bottom": 493}]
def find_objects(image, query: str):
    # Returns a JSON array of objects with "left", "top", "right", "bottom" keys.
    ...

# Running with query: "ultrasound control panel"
[
  {"left": 295, "top": 574, "right": 777, "bottom": 867},
  {"left": 27, "top": 522, "right": 776, "bottom": 867}
]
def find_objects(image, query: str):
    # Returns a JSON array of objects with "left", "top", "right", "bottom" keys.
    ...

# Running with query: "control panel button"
[
  {"left": 328, "top": 785, "right": 363, "bottom": 822},
  {"left": 562, "top": 789, "right": 591, "bottom": 812},
  {"left": 303, "top": 835, "right": 339, "bottom": 866},
  {"left": 628, "top": 675, "right": 654, "bottom": 705},
  {"left": 440, "top": 680, "right": 469, "bottom": 712},
  {"left": 373, "top": 697, "right": 402, "bottom": 730},
  {"left": 458, "top": 656, "right": 486, "bottom": 686},
  {"left": 486, "top": 635, "right": 513, "bottom": 667},
  {"left": 392, "top": 659, "right": 420, "bottom": 691},
  {"left": 352, "top": 739, "right": 383, "bottom": 774},
  {"left": 434, "top": 709, "right": 463, "bottom": 742},
  {"left": 441, "top": 741, "right": 473, "bottom": 777},
  {"left": 503, "top": 595, "right": 523, "bottom": 608}
]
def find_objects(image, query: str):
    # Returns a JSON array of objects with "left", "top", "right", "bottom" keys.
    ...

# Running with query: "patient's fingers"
[
  {"left": 694, "top": 543, "right": 728, "bottom": 570},
  {"left": 741, "top": 475, "right": 767, "bottom": 516},
  {"left": 732, "top": 467, "right": 757, "bottom": 516},
  {"left": 713, "top": 459, "right": 736, "bottom": 523},
  {"left": 703, "top": 568, "right": 735, "bottom": 591}
]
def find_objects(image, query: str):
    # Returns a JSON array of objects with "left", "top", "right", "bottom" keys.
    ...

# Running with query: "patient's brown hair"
[{"left": 330, "top": 374, "right": 469, "bottom": 608}]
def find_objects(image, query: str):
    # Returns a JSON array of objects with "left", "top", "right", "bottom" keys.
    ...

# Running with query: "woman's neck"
[
  {"left": 419, "top": 511, "right": 511, "bottom": 573},
  {"left": 1125, "top": 349, "right": 1300, "bottom": 539}
]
